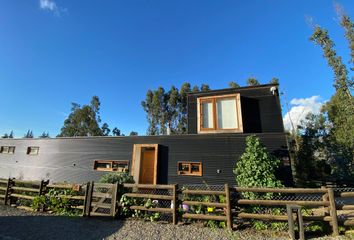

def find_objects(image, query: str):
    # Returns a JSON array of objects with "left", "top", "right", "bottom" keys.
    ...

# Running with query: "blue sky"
[{"left": 0, "top": 0, "right": 353, "bottom": 137}]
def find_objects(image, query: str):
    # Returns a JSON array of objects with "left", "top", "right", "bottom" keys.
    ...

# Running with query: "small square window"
[
  {"left": 178, "top": 162, "right": 202, "bottom": 176},
  {"left": 27, "top": 147, "right": 39, "bottom": 155}
]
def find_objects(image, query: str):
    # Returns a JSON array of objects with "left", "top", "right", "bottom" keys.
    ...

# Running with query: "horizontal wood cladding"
[
  {"left": 188, "top": 84, "right": 284, "bottom": 134},
  {"left": 0, "top": 133, "right": 291, "bottom": 186}
]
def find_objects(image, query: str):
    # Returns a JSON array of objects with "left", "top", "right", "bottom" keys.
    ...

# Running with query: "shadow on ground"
[{"left": 0, "top": 215, "right": 122, "bottom": 240}]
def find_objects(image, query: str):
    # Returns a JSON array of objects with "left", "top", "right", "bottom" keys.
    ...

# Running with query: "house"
[{"left": 0, "top": 84, "right": 292, "bottom": 186}]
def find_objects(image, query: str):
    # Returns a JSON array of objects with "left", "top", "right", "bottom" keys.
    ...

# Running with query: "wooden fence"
[{"left": 0, "top": 178, "right": 353, "bottom": 236}]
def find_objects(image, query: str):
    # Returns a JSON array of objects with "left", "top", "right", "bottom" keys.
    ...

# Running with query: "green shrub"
[
  {"left": 99, "top": 172, "right": 134, "bottom": 184},
  {"left": 233, "top": 135, "right": 283, "bottom": 199}
]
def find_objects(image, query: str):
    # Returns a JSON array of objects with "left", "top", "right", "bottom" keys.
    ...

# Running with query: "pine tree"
[
  {"left": 247, "top": 77, "right": 260, "bottom": 86},
  {"left": 228, "top": 81, "right": 240, "bottom": 88},
  {"left": 24, "top": 130, "right": 34, "bottom": 138},
  {"left": 39, "top": 132, "right": 50, "bottom": 138}
]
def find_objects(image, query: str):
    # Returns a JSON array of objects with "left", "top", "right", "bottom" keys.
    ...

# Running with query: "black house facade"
[{"left": 0, "top": 84, "right": 292, "bottom": 186}]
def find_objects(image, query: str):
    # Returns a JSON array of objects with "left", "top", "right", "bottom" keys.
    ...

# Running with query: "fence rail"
[{"left": 0, "top": 178, "right": 354, "bottom": 236}]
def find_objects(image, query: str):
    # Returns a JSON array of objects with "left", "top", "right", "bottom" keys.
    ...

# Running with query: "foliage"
[
  {"left": 24, "top": 130, "right": 34, "bottom": 138},
  {"left": 294, "top": 113, "right": 332, "bottom": 184},
  {"left": 234, "top": 135, "right": 283, "bottom": 199},
  {"left": 293, "top": 8, "right": 354, "bottom": 185},
  {"left": 246, "top": 77, "right": 260, "bottom": 86},
  {"left": 269, "top": 77, "right": 279, "bottom": 85},
  {"left": 141, "top": 83, "right": 211, "bottom": 135},
  {"left": 58, "top": 96, "right": 121, "bottom": 137},
  {"left": 1, "top": 131, "right": 14, "bottom": 138},
  {"left": 31, "top": 195, "right": 47, "bottom": 211},
  {"left": 39, "top": 131, "right": 50, "bottom": 138},
  {"left": 129, "top": 131, "right": 138, "bottom": 136},
  {"left": 228, "top": 81, "right": 240, "bottom": 88},
  {"left": 31, "top": 188, "right": 81, "bottom": 216},
  {"left": 119, "top": 195, "right": 161, "bottom": 221},
  {"left": 99, "top": 172, "right": 134, "bottom": 185},
  {"left": 179, "top": 186, "right": 226, "bottom": 228}
]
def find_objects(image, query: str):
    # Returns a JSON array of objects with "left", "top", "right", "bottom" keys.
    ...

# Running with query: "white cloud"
[
  {"left": 39, "top": 0, "right": 66, "bottom": 15},
  {"left": 283, "top": 96, "right": 325, "bottom": 131}
]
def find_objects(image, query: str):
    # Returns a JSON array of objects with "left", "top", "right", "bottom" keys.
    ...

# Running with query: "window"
[
  {"left": 93, "top": 160, "right": 129, "bottom": 172},
  {"left": 27, "top": 147, "right": 39, "bottom": 155},
  {"left": 177, "top": 162, "right": 202, "bottom": 176},
  {"left": 0, "top": 146, "right": 15, "bottom": 154},
  {"left": 198, "top": 94, "right": 242, "bottom": 133}
]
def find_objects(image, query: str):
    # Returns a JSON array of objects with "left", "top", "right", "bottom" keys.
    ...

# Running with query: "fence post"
[
  {"left": 224, "top": 184, "right": 232, "bottom": 230},
  {"left": 327, "top": 187, "right": 339, "bottom": 236},
  {"left": 172, "top": 184, "right": 178, "bottom": 225},
  {"left": 4, "top": 178, "right": 12, "bottom": 205},
  {"left": 82, "top": 182, "right": 90, "bottom": 217},
  {"left": 84, "top": 181, "right": 94, "bottom": 217},
  {"left": 321, "top": 186, "right": 329, "bottom": 216},
  {"left": 111, "top": 182, "right": 119, "bottom": 218}
]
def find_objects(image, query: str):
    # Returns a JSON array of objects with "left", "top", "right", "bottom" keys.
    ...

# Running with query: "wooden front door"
[{"left": 139, "top": 148, "right": 155, "bottom": 184}]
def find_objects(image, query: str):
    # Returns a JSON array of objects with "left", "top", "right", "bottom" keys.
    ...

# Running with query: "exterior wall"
[
  {"left": 187, "top": 84, "right": 284, "bottom": 134},
  {"left": 0, "top": 133, "right": 292, "bottom": 186}
]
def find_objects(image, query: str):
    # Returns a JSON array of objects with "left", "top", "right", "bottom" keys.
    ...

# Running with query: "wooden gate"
[{"left": 84, "top": 182, "right": 118, "bottom": 217}]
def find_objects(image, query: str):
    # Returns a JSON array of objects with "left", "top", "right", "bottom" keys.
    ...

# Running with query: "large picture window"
[{"left": 198, "top": 94, "right": 242, "bottom": 133}]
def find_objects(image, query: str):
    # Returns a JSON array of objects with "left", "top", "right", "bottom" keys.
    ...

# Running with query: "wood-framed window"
[
  {"left": 27, "top": 146, "right": 39, "bottom": 155},
  {"left": 0, "top": 146, "right": 15, "bottom": 154},
  {"left": 93, "top": 160, "right": 129, "bottom": 172},
  {"left": 177, "top": 161, "right": 202, "bottom": 176},
  {"left": 197, "top": 93, "right": 243, "bottom": 133}
]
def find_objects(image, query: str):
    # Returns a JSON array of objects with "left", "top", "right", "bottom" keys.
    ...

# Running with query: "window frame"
[
  {"left": 177, "top": 161, "right": 203, "bottom": 176},
  {"left": 197, "top": 93, "right": 243, "bottom": 133},
  {"left": 93, "top": 160, "right": 129, "bottom": 172},
  {"left": 0, "top": 146, "right": 15, "bottom": 154},
  {"left": 27, "top": 146, "right": 39, "bottom": 155}
]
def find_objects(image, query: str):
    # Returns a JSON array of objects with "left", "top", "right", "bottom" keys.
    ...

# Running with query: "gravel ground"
[{"left": 0, "top": 205, "right": 349, "bottom": 240}]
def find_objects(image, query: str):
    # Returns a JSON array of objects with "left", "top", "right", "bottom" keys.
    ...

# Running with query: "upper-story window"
[
  {"left": 197, "top": 93, "right": 243, "bottom": 133},
  {"left": 0, "top": 146, "right": 15, "bottom": 154}
]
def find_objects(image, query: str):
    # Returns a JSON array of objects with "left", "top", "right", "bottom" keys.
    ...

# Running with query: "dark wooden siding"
[
  {"left": 187, "top": 84, "right": 284, "bottom": 134},
  {"left": 0, "top": 133, "right": 292, "bottom": 186}
]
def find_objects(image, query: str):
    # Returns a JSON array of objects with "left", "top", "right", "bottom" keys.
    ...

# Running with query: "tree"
[
  {"left": 309, "top": 12, "right": 354, "bottom": 180},
  {"left": 200, "top": 84, "right": 210, "bottom": 92},
  {"left": 39, "top": 132, "right": 50, "bottom": 138},
  {"left": 112, "top": 127, "right": 121, "bottom": 136},
  {"left": 101, "top": 123, "right": 110, "bottom": 136},
  {"left": 228, "top": 81, "right": 240, "bottom": 88},
  {"left": 24, "top": 130, "right": 33, "bottom": 138},
  {"left": 270, "top": 77, "right": 279, "bottom": 84},
  {"left": 58, "top": 96, "right": 112, "bottom": 137},
  {"left": 247, "top": 77, "right": 260, "bottom": 86},
  {"left": 233, "top": 135, "right": 283, "bottom": 199},
  {"left": 142, "top": 83, "right": 212, "bottom": 135},
  {"left": 129, "top": 131, "right": 138, "bottom": 136},
  {"left": 1, "top": 131, "right": 13, "bottom": 138}
]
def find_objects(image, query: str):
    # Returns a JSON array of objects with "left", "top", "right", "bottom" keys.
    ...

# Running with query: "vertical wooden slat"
[
  {"left": 84, "top": 181, "right": 94, "bottom": 217},
  {"left": 286, "top": 205, "right": 295, "bottom": 240},
  {"left": 4, "top": 178, "right": 12, "bottom": 205},
  {"left": 225, "top": 184, "right": 232, "bottom": 230},
  {"left": 172, "top": 184, "right": 178, "bottom": 225},
  {"left": 111, "top": 183, "right": 119, "bottom": 217},
  {"left": 327, "top": 188, "right": 339, "bottom": 236},
  {"left": 297, "top": 207, "right": 305, "bottom": 240},
  {"left": 321, "top": 186, "right": 329, "bottom": 215},
  {"left": 82, "top": 182, "right": 90, "bottom": 217}
]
